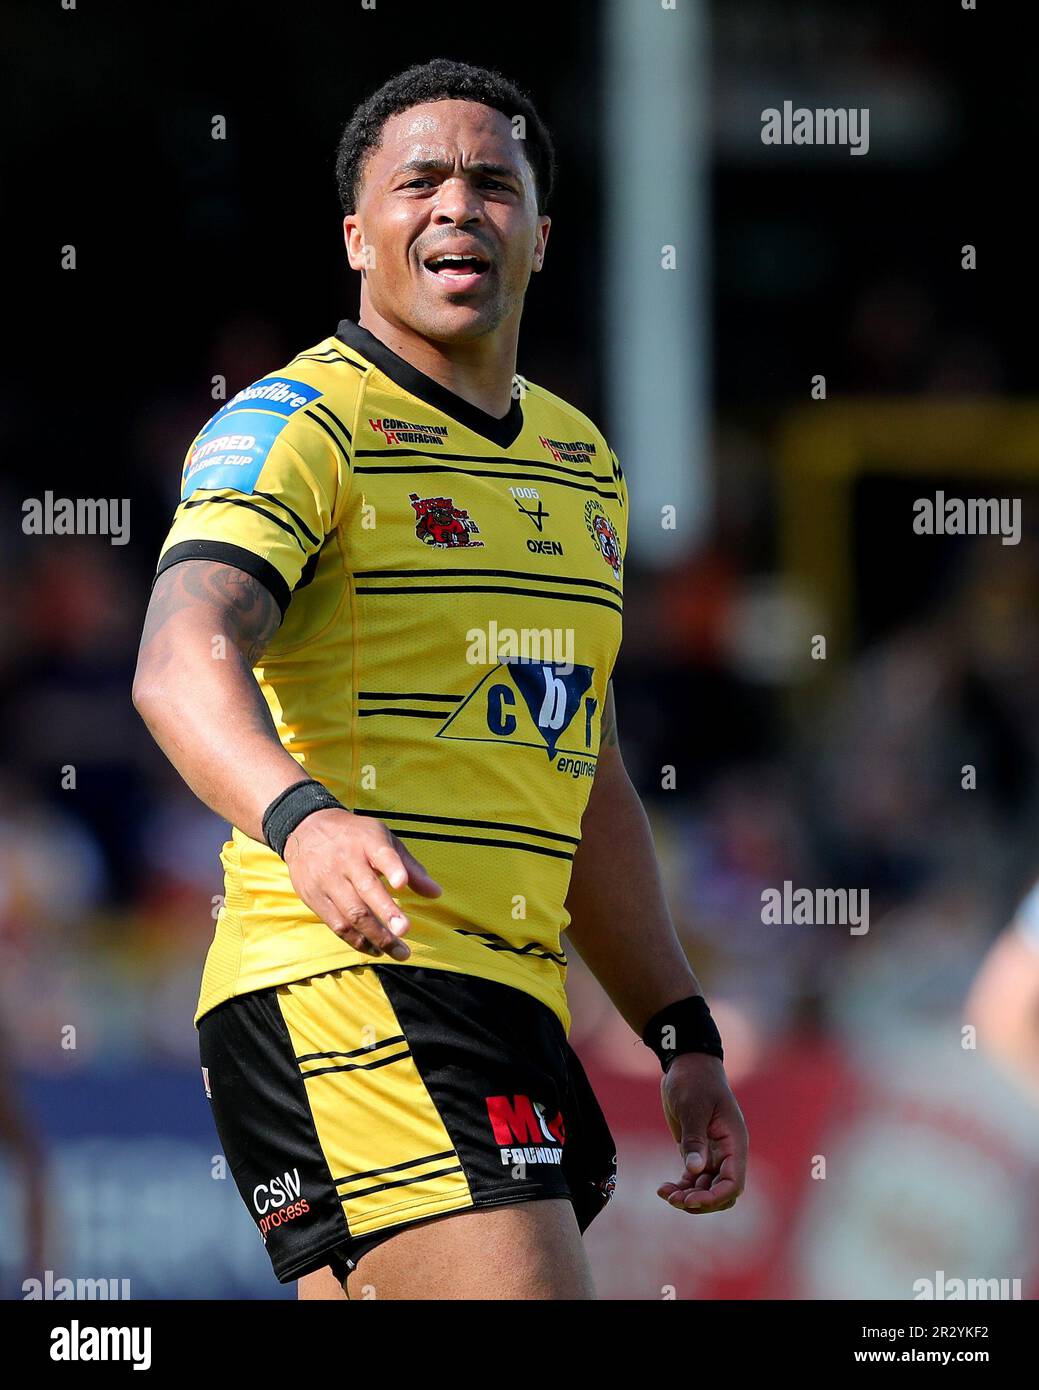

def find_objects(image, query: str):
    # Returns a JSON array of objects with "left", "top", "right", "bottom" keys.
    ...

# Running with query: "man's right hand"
[{"left": 283, "top": 808, "right": 442, "bottom": 960}]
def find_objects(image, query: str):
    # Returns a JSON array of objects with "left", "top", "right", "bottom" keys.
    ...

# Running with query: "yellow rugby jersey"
[{"left": 156, "top": 320, "right": 628, "bottom": 1031}]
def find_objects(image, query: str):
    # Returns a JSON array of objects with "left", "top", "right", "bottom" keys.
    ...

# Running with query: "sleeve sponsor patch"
[{"left": 182, "top": 377, "right": 322, "bottom": 499}]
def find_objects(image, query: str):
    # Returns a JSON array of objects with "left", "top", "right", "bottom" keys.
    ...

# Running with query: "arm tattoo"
[
  {"left": 140, "top": 561, "right": 281, "bottom": 672},
  {"left": 600, "top": 683, "right": 619, "bottom": 749},
  {"left": 181, "top": 563, "right": 280, "bottom": 664}
]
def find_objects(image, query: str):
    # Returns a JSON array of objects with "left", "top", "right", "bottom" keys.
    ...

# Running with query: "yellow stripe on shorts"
[{"left": 276, "top": 966, "right": 474, "bottom": 1238}]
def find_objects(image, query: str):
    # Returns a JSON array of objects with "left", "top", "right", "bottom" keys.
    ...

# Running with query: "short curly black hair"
[{"left": 335, "top": 58, "right": 556, "bottom": 215}]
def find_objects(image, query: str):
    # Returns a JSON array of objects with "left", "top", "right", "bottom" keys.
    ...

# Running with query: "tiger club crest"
[{"left": 584, "top": 499, "right": 622, "bottom": 580}]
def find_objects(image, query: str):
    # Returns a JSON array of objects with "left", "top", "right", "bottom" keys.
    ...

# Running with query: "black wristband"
[
  {"left": 262, "top": 779, "right": 345, "bottom": 858},
  {"left": 641, "top": 995, "right": 724, "bottom": 1073}
]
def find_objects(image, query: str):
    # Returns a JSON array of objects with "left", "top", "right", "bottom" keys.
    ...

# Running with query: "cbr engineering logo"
[{"left": 437, "top": 657, "right": 600, "bottom": 776}]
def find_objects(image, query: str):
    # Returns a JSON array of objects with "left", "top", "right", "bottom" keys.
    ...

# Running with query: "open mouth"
[{"left": 422, "top": 251, "right": 491, "bottom": 287}]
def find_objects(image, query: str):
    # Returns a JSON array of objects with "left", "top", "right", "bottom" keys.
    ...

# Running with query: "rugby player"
[{"left": 133, "top": 59, "right": 747, "bottom": 1301}]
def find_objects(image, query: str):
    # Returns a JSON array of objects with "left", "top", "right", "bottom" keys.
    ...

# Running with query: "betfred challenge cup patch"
[
  {"left": 584, "top": 499, "right": 621, "bottom": 580},
  {"left": 182, "top": 377, "right": 322, "bottom": 500},
  {"left": 409, "top": 492, "right": 484, "bottom": 548}
]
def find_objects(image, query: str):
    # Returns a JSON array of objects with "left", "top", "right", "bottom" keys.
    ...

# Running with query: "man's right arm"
[
  {"left": 133, "top": 560, "right": 296, "bottom": 835},
  {"left": 132, "top": 559, "right": 440, "bottom": 958}
]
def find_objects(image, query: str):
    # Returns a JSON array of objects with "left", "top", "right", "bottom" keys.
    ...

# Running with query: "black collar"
[{"left": 335, "top": 318, "right": 524, "bottom": 449}]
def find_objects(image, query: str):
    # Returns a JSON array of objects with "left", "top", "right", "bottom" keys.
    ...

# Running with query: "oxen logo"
[
  {"left": 409, "top": 492, "right": 484, "bottom": 548},
  {"left": 584, "top": 499, "right": 622, "bottom": 581}
]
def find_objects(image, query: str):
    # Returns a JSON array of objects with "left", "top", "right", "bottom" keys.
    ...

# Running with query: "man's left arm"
[{"left": 563, "top": 682, "right": 748, "bottom": 1213}]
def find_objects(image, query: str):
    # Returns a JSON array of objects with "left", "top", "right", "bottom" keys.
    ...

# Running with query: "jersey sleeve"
[
  {"left": 606, "top": 443, "right": 628, "bottom": 682},
  {"left": 608, "top": 445, "right": 630, "bottom": 557},
  {"left": 155, "top": 374, "right": 350, "bottom": 618}
]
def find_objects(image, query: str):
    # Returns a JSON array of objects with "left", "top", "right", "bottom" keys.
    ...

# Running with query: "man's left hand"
[{"left": 657, "top": 1053, "right": 748, "bottom": 1214}]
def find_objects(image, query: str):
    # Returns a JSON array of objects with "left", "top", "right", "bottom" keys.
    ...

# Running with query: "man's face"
[{"left": 344, "top": 99, "right": 550, "bottom": 344}]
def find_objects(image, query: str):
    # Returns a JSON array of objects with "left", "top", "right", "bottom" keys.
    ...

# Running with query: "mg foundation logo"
[{"left": 486, "top": 1094, "right": 566, "bottom": 1166}]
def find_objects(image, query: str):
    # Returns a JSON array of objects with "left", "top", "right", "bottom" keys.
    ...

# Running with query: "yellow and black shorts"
[{"left": 197, "top": 965, "right": 617, "bottom": 1284}]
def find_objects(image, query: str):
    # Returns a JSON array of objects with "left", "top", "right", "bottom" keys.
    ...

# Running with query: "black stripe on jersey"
[
  {"left": 354, "top": 447, "right": 614, "bottom": 485},
  {"left": 355, "top": 807, "right": 580, "bottom": 848},
  {"left": 154, "top": 540, "right": 291, "bottom": 618},
  {"left": 290, "top": 350, "right": 343, "bottom": 365},
  {"left": 333, "top": 1150, "right": 457, "bottom": 1187},
  {"left": 357, "top": 691, "right": 463, "bottom": 702},
  {"left": 456, "top": 929, "right": 568, "bottom": 965},
  {"left": 180, "top": 486, "right": 320, "bottom": 552},
  {"left": 248, "top": 489, "right": 321, "bottom": 546},
  {"left": 180, "top": 494, "right": 307, "bottom": 552},
  {"left": 354, "top": 461, "right": 619, "bottom": 500},
  {"left": 387, "top": 827, "right": 575, "bottom": 862},
  {"left": 295, "top": 533, "right": 338, "bottom": 593},
  {"left": 356, "top": 691, "right": 461, "bottom": 719},
  {"left": 310, "top": 401, "right": 353, "bottom": 445},
  {"left": 294, "top": 549, "right": 320, "bottom": 592},
  {"left": 357, "top": 708, "right": 446, "bottom": 719},
  {"left": 304, "top": 404, "right": 353, "bottom": 454},
  {"left": 355, "top": 583, "right": 623, "bottom": 617},
  {"left": 336, "top": 1164, "right": 466, "bottom": 1204},
  {"left": 295, "top": 1035, "right": 406, "bottom": 1064},
  {"left": 291, "top": 348, "right": 369, "bottom": 375},
  {"left": 354, "top": 567, "right": 622, "bottom": 600},
  {"left": 299, "top": 1049, "right": 412, "bottom": 1079}
]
